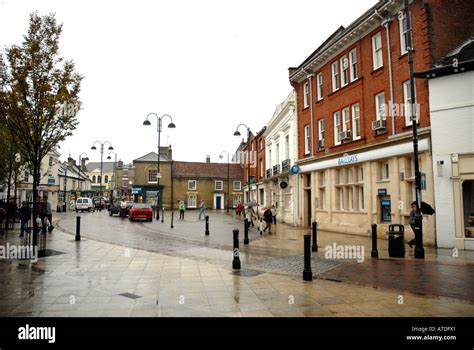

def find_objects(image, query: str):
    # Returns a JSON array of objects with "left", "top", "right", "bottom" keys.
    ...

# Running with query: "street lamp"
[
  {"left": 78, "top": 152, "right": 89, "bottom": 170},
  {"left": 143, "top": 113, "right": 176, "bottom": 220},
  {"left": 91, "top": 141, "right": 114, "bottom": 200},
  {"left": 219, "top": 150, "right": 230, "bottom": 213},
  {"left": 233, "top": 124, "right": 251, "bottom": 205},
  {"left": 107, "top": 151, "right": 117, "bottom": 202}
]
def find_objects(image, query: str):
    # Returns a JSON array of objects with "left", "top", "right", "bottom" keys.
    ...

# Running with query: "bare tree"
[{"left": 0, "top": 12, "right": 83, "bottom": 246}]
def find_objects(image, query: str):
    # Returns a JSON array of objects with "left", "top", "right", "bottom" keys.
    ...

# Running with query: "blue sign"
[
  {"left": 290, "top": 165, "right": 300, "bottom": 174},
  {"left": 337, "top": 154, "right": 359, "bottom": 166},
  {"left": 131, "top": 188, "right": 143, "bottom": 195},
  {"left": 47, "top": 177, "right": 55, "bottom": 185},
  {"left": 381, "top": 199, "right": 391, "bottom": 207},
  {"left": 377, "top": 189, "right": 387, "bottom": 196}
]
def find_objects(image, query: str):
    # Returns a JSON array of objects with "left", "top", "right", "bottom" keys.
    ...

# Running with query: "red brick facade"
[{"left": 291, "top": 0, "right": 474, "bottom": 161}]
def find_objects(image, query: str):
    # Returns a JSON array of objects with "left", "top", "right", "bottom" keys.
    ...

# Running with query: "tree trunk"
[
  {"left": 32, "top": 161, "right": 39, "bottom": 247},
  {"left": 5, "top": 157, "right": 13, "bottom": 231}
]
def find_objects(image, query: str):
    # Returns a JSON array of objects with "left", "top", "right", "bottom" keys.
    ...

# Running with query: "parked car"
[
  {"left": 75, "top": 198, "right": 95, "bottom": 212},
  {"left": 129, "top": 203, "right": 153, "bottom": 222}
]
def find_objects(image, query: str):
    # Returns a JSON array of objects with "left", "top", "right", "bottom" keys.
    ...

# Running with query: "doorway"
[
  {"left": 305, "top": 189, "right": 312, "bottom": 227},
  {"left": 214, "top": 194, "right": 223, "bottom": 210}
]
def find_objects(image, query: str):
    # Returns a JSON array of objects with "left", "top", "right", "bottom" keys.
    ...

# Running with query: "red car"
[{"left": 129, "top": 203, "right": 153, "bottom": 222}]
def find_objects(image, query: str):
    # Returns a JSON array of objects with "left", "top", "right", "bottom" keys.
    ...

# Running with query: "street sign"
[{"left": 290, "top": 165, "right": 300, "bottom": 174}]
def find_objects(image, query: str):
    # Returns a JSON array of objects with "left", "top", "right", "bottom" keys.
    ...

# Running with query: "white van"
[{"left": 75, "top": 197, "right": 95, "bottom": 212}]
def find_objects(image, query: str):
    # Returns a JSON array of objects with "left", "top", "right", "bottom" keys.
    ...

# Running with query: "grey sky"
[{"left": 1, "top": 0, "right": 375, "bottom": 165}]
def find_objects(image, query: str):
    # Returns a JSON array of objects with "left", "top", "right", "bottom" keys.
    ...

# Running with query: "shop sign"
[
  {"left": 337, "top": 154, "right": 359, "bottom": 166},
  {"left": 131, "top": 187, "right": 143, "bottom": 195},
  {"left": 48, "top": 177, "right": 55, "bottom": 185},
  {"left": 377, "top": 188, "right": 387, "bottom": 196}
]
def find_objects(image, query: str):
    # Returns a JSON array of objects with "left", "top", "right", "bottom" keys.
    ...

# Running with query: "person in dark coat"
[
  {"left": 263, "top": 207, "right": 273, "bottom": 234},
  {"left": 18, "top": 202, "right": 31, "bottom": 237}
]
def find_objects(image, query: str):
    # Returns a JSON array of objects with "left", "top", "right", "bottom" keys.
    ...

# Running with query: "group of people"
[
  {"left": 18, "top": 196, "right": 53, "bottom": 238},
  {"left": 176, "top": 199, "right": 207, "bottom": 221}
]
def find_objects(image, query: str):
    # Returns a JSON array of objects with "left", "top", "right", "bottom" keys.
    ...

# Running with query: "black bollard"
[
  {"left": 312, "top": 222, "right": 318, "bottom": 252},
  {"left": 371, "top": 223, "right": 378, "bottom": 258},
  {"left": 232, "top": 229, "right": 241, "bottom": 270},
  {"left": 259, "top": 217, "right": 263, "bottom": 235},
  {"left": 244, "top": 218, "right": 249, "bottom": 245},
  {"left": 75, "top": 216, "right": 81, "bottom": 241},
  {"left": 171, "top": 212, "right": 174, "bottom": 229},
  {"left": 303, "top": 233, "right": 312, "bottom": 281},
  {"left": 205, "top": 215, "right": 209, "bottom": 235},
  {"left": 161, "top": 208, "right": 164, "bottom": 223}
]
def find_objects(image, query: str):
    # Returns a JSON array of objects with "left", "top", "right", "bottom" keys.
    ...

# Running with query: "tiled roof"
[
  {"left": 84, "top": 162, "right": 115, "bottom": 173},
  {"left": 133, "top": 152, "right": 171, "bottom": 163},
  {"left": 173, "top": 162, "right": 244, "bottom": 179}
]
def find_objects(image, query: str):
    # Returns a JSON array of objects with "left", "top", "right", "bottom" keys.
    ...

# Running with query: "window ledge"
[
  {"left": 376, "top": 179, "right": 390, "bottom": 183},
  {"left": 371, "top": 66, "right": 384, "bottom": 75}
]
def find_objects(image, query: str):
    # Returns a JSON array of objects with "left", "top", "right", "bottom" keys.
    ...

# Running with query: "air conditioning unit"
[
  {"left": 372, "top": 119, "right": 387, "bottom": 131},
  {"left": 318, "top": 139, "right": 324, "bottom": 149},
  {"left": 339, "top": 130, "right": 351, "bottom": 141}
]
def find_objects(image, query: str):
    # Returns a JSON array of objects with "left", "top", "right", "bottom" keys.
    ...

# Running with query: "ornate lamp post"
[
  {"left": 233, "top": 124, "right": 251, "bottom": 205},
  {"left": 107, "top": 151, "right": 117, "bottom": 203},
  {"left": 143, "top": 113, "right": 176, "bottom": 220},
  {"left": 219, "top": 150, "right": 230, "bottom": 213},
  {"left": 91, "top": 141, "right": 114, "bottom": 199}
]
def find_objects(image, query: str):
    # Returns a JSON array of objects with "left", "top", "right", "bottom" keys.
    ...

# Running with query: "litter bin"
[{"left": 388, "top": 224, "right": 405, "bottom": 258}]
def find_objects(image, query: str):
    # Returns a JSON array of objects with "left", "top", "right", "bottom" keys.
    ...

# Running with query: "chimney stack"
[{"left": 206, "top": 155, "right": 210, "bottom": 163}]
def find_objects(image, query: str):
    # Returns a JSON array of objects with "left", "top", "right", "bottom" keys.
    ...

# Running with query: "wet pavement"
[{"left": 0, "top": 210, "right": 473, "bottom": 317}]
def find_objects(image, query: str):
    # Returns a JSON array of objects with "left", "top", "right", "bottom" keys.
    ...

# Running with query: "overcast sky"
[{"left": 1, "top": 0, "right": 375, "bottom": 165}]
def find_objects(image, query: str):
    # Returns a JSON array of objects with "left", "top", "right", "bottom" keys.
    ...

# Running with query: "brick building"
[
  {"left": 289, "top": 0, "right": 474, "bottom": 245},
  {"left": 172, "top": 161, "right": 244, "bottom": 211}
]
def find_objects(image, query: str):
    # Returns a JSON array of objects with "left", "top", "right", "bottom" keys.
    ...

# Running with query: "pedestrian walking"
[
  {"left": 18, "top": 202, "right": 31, "bottom": 238},
  {"left": 408, "top": 201, "right": 418, "bottom": 248},
  {"left": 263, "top": 206, "right": 273, "bottom": 233},
  {"left": 271, "top": 204, "right": 277, "bottom": 224},
  {"left": 198, "top": 200, "right": 206, "bottom": 220},
  {"left": 44, "top": 196, "right": 52, "bottom": 230},
  {"left": 236, "top": 202, "right": 244, "bottom": 217},
  {"left": 179, "top": 200, "right": 186, "bottom": 220},
  {"left": 245, "top": 204, "right": 255, "bottom": 227}
]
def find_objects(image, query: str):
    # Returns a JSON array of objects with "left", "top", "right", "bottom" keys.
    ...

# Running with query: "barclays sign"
[{"left": 337, "top": 155, "right": 359, "bottom": 166}]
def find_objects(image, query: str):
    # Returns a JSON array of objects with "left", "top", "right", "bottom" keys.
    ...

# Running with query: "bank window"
[
  {"left": 304, "top": 125, "right": 311, "bottom": 154},
  {"left": 331, "top": 61, "right": 339, "bottom": 91},
  {"left": 318, "top": 119, "right": 324, "bottom": 147},
  {"left": 188, "top": 195, "right": 197, "bottom": 208},
  {"left": 340, "top": 55, "right": 349, "bottom": 87},
  {"left": 333, "top": 111, "right": 341, "bottom": 146},
  {"left": 399, "top": 13, "right": 409, "bottom": 55},
  {"left": 233, "top": 181, "right": 242, "bottom": 191},
  {"left": 285, "top": 134, "right": 290, "bottom": 160},
  {"left": 357, "top": 167, "right": 364, "bottom": 182},
  {"left": 349, "top": 187, "right": 354, "bottom": 210},
  {"left": 349, "top": 48, "right": 358, "bottom": 82},
  {"left": 317, "top": 73, "right": 323, "bottom": 100},
  {"left": 215, "top": 180, "right": 223, "bottom": 191},
  {"left": 403, "top": 80, "right": 418, "bottom": 126},
  {"left": 372, "top": 32, "right": 383, "bottom": 70},
  {"left": 375, "top": 92, "right": 386, "bottom": 121},
  {"left": 303, "top": 82, "right": 309, "bottom": 108},
  {"left": 351, "top": 103, "right": 361, "bottom": 140},
  {"left": 188, "top": 180, "right": 197, "bottom": 190},
  {"left": 342, "top": 107, "right": 350, "bottom": 132},
  {"left": 381, "top": 162, "right": 389, "bottom": 180},
  {"left": 359, "top": 186, "right": 365, "bottom": 210},
  {"left": 348, "top": 168, "right": 353, "bottom": 183},
  {"left": 338, "top": 188, "right": 344, "bottom": 210},
  {"left": 148, "top": 169, "right": 157, "bottom": 183}
]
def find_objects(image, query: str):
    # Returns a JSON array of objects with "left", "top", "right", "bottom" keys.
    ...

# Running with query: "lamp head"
[
  {"left": 167, "top": 122, "right": 176, "bottom": 129},
  {"left": 85, "top": 157, "right": 89, "bottom": 161},
  {"left": 219, "top": 154, "right": 223, "bottom": 160},
  {"left": 143, "top": 119, "right": 151, "bottom": 126},
  {"left": 108, "top": 146, "right": 114, "bottom": 151},
  {"left": 107, "top": 156, "right": 111, "bottom": 160},
  {"left": 233, "top": 130, "right": 241, "bottom": 137},
  {"left": 91, "top": 146, "right": 97, "bottom": 150}
]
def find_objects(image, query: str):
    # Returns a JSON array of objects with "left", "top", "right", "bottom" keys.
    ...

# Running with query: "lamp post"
[
  {"left": 63, "top": 161, "right": 68, "bottom": 212},
  {"left": 404, "top": 0, "right": 424, "bottom": 259},
  {"left": 78, "top": 153, "right": 89, "bottom": 170},
  {"left": 107, "top": 151, "right": 117, "bottom": 203},
  {"left": 91, "top": 141, "right": 114, "bottom": 200},
  {"left": 233, "top": 124, "right": 251, "bottom": 205},
  {"left": 143, "top": 113, "right": 176, "bottom": 220},
  {"left": 219, "top": 150, "right": 230, "bottom": 213}
]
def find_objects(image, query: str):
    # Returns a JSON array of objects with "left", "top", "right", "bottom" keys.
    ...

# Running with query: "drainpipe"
[
  {"left": 303, "top": 68, "right": 315, "bottom": 157},
  {"left": 376, "top": 10, "right": 396, "bottom": 136}
]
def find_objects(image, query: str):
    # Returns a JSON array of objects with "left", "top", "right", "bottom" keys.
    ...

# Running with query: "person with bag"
[{"left": 263, "top": 206, "right": 273, "bottom": 233}]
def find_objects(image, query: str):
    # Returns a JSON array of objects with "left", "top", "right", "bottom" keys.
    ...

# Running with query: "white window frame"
[
  {"left": 188, "top": 180, "right": 197, "bottom": 191},
  {"left": 187, "top": 195, "right": 197, "bottom": 208},
  {"left": 372, "top": 32, "right": 383, "bottom": 70},
  {"left": 348, "top": 187, "right": 354, "bottom": 210},
  {"left": 342, "top": 107, "right": 350, "bottom": 132},
  {"left": 304, "top": 125, "right": 311, "bottom": 154},
  {"left": 333, "top": 111, "right": 341, "bottom": 146},
  {"left": 316, "top": 73, "right": 323, "bottom": 100},
  {"left": 349, "top": 48, "right": 358, "bottom": 82},
  {"left": 351, "top": 103, "right": 361, "bottom": 140},
  {"left": 340, "top": 55, "right": 349, "bottom": 87},
  {"left": 331, "top": 61, "right": 339, "bottom": 91},
  {"left": 233, "top": 181, "right": 242, "bottom": 191},
  {"left": 284, "top": 134, "right": 290, "bottom": 160},
  {"left": 303, "top": 82, "right": 309, "bottom": 108},
  {"left": 339, "top": 188, "right": 344, "bottom": 210},
  {"left": 381, "top": 161, "right": 389, "bottom": 180},
  {"left": 275, "top": 142, "right": 280, "bottom": 164},
  {"left": 359, "top": 186, "right": 365, "bottom": 210},
  {"left": 403, "top": 80, "right": 418, "bottom": 126},
  {"left": 399, "top": 14, "right": 409, "bottom": 55},
  {"left": 260, "top": 159, "right": 264, "bottom": 177},
  {"left": 318, "top": 119, "right": 324, "bottom": 145},
  {"left": 215, "top": 180, "right": 223, "bottom": 191},
  {"left": 148, "top": 169, "right": 157, "bottom": 183},
  {"left": 375, "top": 92, "right": 386, "bottom": 121}
]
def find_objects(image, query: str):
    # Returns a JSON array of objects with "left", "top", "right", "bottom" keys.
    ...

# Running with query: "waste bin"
[{"left": 388, "top": 224, "right": 405, "bottom": 258}]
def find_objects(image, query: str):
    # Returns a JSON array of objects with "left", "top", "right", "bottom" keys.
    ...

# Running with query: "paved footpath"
[{"left": 0, "top": 211, "right": 473, "bottom": 317}]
